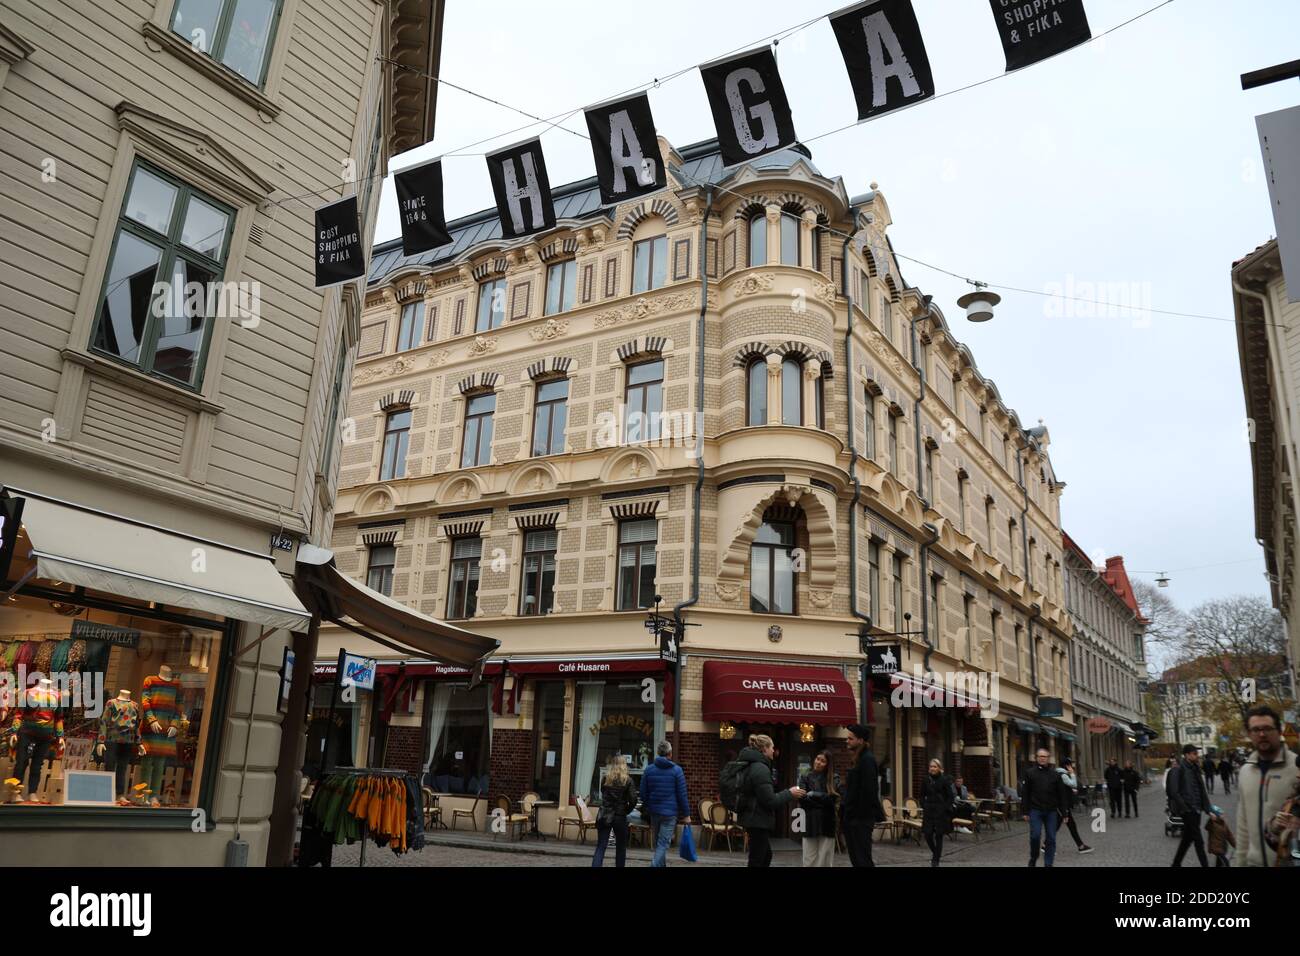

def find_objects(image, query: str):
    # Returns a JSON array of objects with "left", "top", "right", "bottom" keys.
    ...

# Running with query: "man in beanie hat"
[
  {"left": 841, "top": 724, "right": 884, "bottom": 867},
  {"left": 1168, "top": 744, "right": 1218, "bottom": 867}
]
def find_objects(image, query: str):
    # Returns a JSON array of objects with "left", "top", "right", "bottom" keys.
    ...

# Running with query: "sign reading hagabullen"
[{"left": 313, "top": 195, "right": 366, "bottom": 288}]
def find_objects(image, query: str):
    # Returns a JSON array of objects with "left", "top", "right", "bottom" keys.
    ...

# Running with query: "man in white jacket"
[{"left": 1234, "top": 705, "right": 1299, "bottom": 867}]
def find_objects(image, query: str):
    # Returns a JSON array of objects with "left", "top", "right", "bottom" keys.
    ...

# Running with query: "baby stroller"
[{"left": 1163, "top": 799, "right": 1183, "bottom": 838}]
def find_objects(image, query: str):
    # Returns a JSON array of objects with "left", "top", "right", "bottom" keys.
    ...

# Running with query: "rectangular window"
[
  {"left": 864, "top": 393, "right": 876, "bottom": 459},
  {"left": 572, "top": 680, "right": 660, "bottom": 807},
  {"left": 170, "top": 0, "right": 283, "bottom": 87},
  {"left": 880, "top": 294, "right": 893, "bottom": 341},
  {"left": 531, "top": 378, "right": 568, "bottom": 457},
  {"left": 929, "top": 575, "right": 940, "bottom": 646},
  {"left": 925, "top": 447, "right": 935, "bottom": 502},
  {"left": 624, "top": 359, "right": 664, "bottom": 442},
  {"left": 90, "top": 161, "right": 233, "bottom": 389},
  {"left": 632, "top": 236, "right": 667, "bottom": 293},
  {"left": 396, "top": 301, "right": 424, "bottom": 351},
  {"left": 887, "top": 412, "right": 898, "bottom": 477},
  {"left": 892, "top": 554, "right": 904, "bottom": 633},
  {"left": 447, "top": 537, "right": 482, "bottom": 619},
  {"left": 520, "top": 528, "right": 557, "bottom": 616},
  {"left": 963, "top": 594, "right": 974, "bottom": 661},
  {"left": 780, "top": 214, "right": 799, "bottom": 265},
  {"left": 461, "top": 393, "right": 496, "bottom": 468},
  {"left": 544, "top": 260, "right": 577, "bottom": 315},
  {"left": 423, "top": 683, "right": 490, "bottom": 793},
  {"left": 985, "top": 499, "right": 994, "bottom": 552},
  {"left": 958, "top": 477, "right": 967, "bottom": 533},
  {"left": 475, "top": 278, "right": 506, "bottom": 332},
  {"left": 379, "top": 409, "right": 411, "bottom": 480},
  {"left": 366, "top": 543, "right": 396, "bottom": 596},
  {"left": 533, "top": 682, "right": 566, "bottom": 802},
  {"left": 319, "top": 339, "right": 349, "bottom": 478},
  {"left": 868, "top": 540, "right": 881, "bottom": 618},
  {"left": 750, "top": 521, "right": 795, "bottom": 615},
  {"left": 617, "top": 518, "right": 657, "bottom": 611}
]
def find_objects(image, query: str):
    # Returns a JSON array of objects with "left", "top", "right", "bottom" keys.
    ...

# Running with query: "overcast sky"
[{"left": 372, "top": 0, "right": 1299, "bottom": 616}]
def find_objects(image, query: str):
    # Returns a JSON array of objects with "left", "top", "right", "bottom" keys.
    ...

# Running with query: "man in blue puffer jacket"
[{"left": 639, "top": 741, "right": 691, "bottom": 867}]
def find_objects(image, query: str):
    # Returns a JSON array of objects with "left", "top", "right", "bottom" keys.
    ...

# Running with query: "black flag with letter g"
[
  {"left": 699, "top": 47, "right": 798, "bottom": 168},
  {"left": 314, "top": 195, "right": 366, "bottom": 288},
  {"left": 485, "top": 137, "right": 556, "bottom": 239},
  {"left": 830, "top": 0, "right": 934, "bottom": 122},
  {"left": 585, "top": 93, "right": 666, "bottom": 206},
  {"left": 987, "top": 0, "right": 1091, "bottom": 72},
  {"left": 393, "top": 159, "right": 453, "bottom": 256}
]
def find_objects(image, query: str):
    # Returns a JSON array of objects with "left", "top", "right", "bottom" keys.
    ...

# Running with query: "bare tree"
[{"left": 1131, "top": 580, "right": 1185, "bottom": 650}]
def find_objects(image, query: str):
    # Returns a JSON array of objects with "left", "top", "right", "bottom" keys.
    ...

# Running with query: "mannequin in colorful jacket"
[
  {"left": 140, "top": 665, "right": 184, "bottom": 803},
  {"left": 8, "top": 679, "right": 64, "bottom": 798}
]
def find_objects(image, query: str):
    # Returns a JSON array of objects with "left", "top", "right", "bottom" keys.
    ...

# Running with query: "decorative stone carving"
[
  {"left": 427, "top": 350, "right": 450, "bottom": 368},
  {"left": 731, "top": 274, "right": 775, "bottom": 299},
  {"left": 715, "top": 581, "right": 741, "bottom": 602},
  {"left": 813, "top": 280, "right": 837, "bottom": 303},
  {"left": 593, "top": 291, "right": 697, "bottom": 328},
  {"left": 528, "top": 318, "right": 569, "bottom": 341},
  {"left": 354, "top": 355, "right": 417, "bottom": 384},
  {"left": 467, "top": 335, "right": 498, "bottom": 357},
  {"left": 808, "top": 589, "right": 832, "bottom": 609}
]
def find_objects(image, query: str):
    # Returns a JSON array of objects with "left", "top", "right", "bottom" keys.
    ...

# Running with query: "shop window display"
[
  {"left": 0, "top": 591, "right": 222, "bottom": 809},
  {"left": 422, "top": 683, "right": 490, "bottom": 794},
  {"left": 571, "top": 680, "right": 661, "bottom": 807},
  {"left": 532, "top": 681, "right": 566, "bottom": 802}
]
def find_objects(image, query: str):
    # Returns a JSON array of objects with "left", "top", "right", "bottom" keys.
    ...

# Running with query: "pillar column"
[
  {"left": 765, "top": 352, "right": 783, "bottom": 426},
  {"left": 765, "top": 204, "right": 781, "bottom": 266}
]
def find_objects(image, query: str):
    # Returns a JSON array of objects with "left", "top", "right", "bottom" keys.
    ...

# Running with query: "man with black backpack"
[
  {"left": 719, "top": 733, "right": 805, "bottom": 867},
  {"left": 841, "top": 724, "right": 884, "bottom": 867}
]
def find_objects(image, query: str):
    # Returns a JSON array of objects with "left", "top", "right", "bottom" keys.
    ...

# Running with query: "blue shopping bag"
[{"left": 679, "top": 823, "right": 698, "bottom": 862}]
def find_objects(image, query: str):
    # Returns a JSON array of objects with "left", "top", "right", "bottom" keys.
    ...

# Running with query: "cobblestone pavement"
[{"left": 327, "top": 782, "right": 1241, "bottom": 868}]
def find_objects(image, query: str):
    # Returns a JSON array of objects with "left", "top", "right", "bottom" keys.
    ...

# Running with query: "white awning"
[{"left": 16, "top": 492, "right": 310, "bottom": 632}]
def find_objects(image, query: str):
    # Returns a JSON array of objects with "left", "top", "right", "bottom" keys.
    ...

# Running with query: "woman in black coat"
[
  {"left": 921, "top": 758, "right": 955, "bottom": 867},
  {"left": 592, "top": 755, "right": 638, "bottom": 868},
  {"left": 798, "top": 750, "right": 840, "bottom": 867}
]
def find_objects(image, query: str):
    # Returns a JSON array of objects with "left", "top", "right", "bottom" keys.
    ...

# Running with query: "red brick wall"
[
  {"left": 490, "top": 728, "right": 534, "bottom": 799},
  {"left": 381, "top": 726, "right": 424, "bottom": 776},
  {"left": 911, "top": 746, "right": 927, "bottom": 800},
  {"left": 675, "top": 731, "right": 722, "bottom": 811}
]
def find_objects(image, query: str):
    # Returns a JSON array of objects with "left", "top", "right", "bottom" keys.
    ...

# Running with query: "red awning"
[{"left": 701, "top": 662, "right": 857, "bottom": 726}]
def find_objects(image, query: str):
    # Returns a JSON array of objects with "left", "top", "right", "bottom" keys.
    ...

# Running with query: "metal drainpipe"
[
  {"left": 672, "top": 186, "right": 713, "bottom": 752},
  {"left": 911, "top": 297, "right": 939, "bottom": 675},
  {"left": 840, "top": 204, "right": 874, "bottom": 721},
  {"left": 919, "top": 522, "right": 940, "bottom": 675},
  {"left": 1018, "top": 447, "right": 1040, "bottom": 698}
]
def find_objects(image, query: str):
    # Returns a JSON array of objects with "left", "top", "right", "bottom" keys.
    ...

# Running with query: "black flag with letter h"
[
  {"left": 585, "top": 93, "right": 667, "bottom": 206},
  {"left": 699, "top": 47, "right": 798, "bottom": 168},
  {"left": 485, "top": 137, "right": 556, "bottom": 239},
  {"left": 830, "top": 0, "right": 934, "bottom": 121}
]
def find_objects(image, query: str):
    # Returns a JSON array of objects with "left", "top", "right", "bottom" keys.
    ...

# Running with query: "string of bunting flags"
[{"left": 315, "top": 0, "right": 1097, "bottom": 288}]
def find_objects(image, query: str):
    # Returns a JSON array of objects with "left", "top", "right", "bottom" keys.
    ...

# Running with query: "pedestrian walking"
[
  {"left": 1104, "top": 759, "right": 1123, "bottom": 818},
  {"left": 1219, "top": 756, "right": 1233, "bottom": 795},
  {"left": 592, "top": 754, "right": 638, "bottom": 868},
  {"left": 1055, "top": 757, "right": 1094, "bottom": 854},
  {"left": 639, "top": 740, "right": 690, "bottom": 868},
  {"left": 1205, "top": 811, "right": 1235, "bottom": 867},
  {"left": 1020, "top": 748, "right": 1070, "bottom": 867},
  {"left": 1203, "top": 755, "right": 1217, "bottom": 794},
  {"left": 921, "top": 759, "right": 955, "bottom": 867},
  {"left": 841, "top": 723, "right": 885, "bottom": 867},
  {"left": 735, "top": 734, "right": 803, "bottom": 868},
  {"left": 1122, "top": 761, "right": 1141, "bottom": 818},
  {"left": 1264, "top": 761, "right": 1299, "bottom": 867},
  {"left": 1233, "top": 705, "right": 1299, "bottom": 867},
  {"left": 1169, "top": 744, "right": 1218, "bottom": 867},
  {"left": 797, "top": 750, "right": 838, "bottom": 867}
]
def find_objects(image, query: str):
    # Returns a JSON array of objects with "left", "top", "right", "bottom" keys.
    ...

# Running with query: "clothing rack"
[{"left": 310, "top": 766, "right": 422, "bottom": 867}]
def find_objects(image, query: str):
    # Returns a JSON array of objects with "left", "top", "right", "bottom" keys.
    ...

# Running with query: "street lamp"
[{"left": 956, "top": 283, "right": 1001, "bottom": 323}]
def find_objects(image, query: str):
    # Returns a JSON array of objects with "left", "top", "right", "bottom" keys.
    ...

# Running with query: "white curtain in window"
[
  {"left": 422, "top": 683, "right": 455, "bottom": 774},
  {"left": 572, "top": 683, "right": 606, "bottom": 804}
]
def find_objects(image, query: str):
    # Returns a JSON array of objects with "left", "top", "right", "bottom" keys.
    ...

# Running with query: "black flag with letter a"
[
  {"left": 314, "top": 195, "right": 366, "bottom": 288},
  {"left": 699, "top": 47, "right": 798, "bottom": 168},
  {"left": 392, "top": 159, "right": 453, "bottom": 256},
  {"left": 987, "top": 0, "right": 1091, "bottom": 72},
  {"left": 485, "top": 138, "right": 556, "bottom": 239},
  {"left": 585, "top": 93, "right": 667, "bottom": 206},
  {"left": 830, "top": 0, "right": 934, "bottom": 122}
]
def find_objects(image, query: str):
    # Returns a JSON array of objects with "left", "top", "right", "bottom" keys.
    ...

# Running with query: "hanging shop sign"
[
  {"left": 987, "top": 0, "right": 1091, "bottom": 72},
  {"left": 278, "top": 648, "right": 294, "bottom": 714},
  {"left": 1037, "top": 696, "right": 1064, "bottom": 718},
  {"left": 340, "top": 651, "right": 377, "bottom": 691},
  {"left": 485, "top": 138, "right": 556, "bottom": 239},
  {"left": 1086, "top": 716, "right": 1112, "bottom": 734},
  {"left": 393, "top": 158, "right": 454, "bottom": 256},
  {"left": 830, "top": 0, "right": 934, "bottom": 121},
  {"left": 70, "top": 619, "right": 140, "bottom": 649},
  {"left": 313, "top": 195, "right": 366, "bottom": 288},
  {"left": 1256, "top": 106, "right": 1300, "bottom": 302},
  {"left": 585, "top": 92, "right": 667, "bottom": 204},
  {"left": 701, "top": 661, "right": 856, "bottom": 724},
  {"left": 659, "top": 625, "right": 679, "bottom": 665},
  {"left": 0, "top": 494, "right": 23, "bottom": 582},
  {"left": 867, "top": 643, "right": 901, "bottom": 676},
  {"left": 699, "top": 46, "right": 798, "bottom": 168}
]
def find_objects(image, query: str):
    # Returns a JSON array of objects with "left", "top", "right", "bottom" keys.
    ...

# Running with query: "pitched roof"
[{"left": 1100, "top": 555, "right": 1148, "bottom": 624}]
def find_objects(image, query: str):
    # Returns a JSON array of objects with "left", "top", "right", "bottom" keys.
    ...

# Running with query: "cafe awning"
[
  {"left": 14, "top": 490, "right": 310, "bottom": 632},
  {"left": 702, "top": 661, "right": 857, "bottom": 726},
  {"left": 887, "top": 671, "right": 982, "bottom": 709},
  {"left": 1012, "top": 718, "right": 1042, "bottom": 734},
  {"left": 295, "top": 544, "right": 498, "bottom": 668}
]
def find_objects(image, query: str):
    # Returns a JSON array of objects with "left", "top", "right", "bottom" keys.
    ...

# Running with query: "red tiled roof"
[{"left": 1101, "top": 555, "right": 1149, "bottom": 624}]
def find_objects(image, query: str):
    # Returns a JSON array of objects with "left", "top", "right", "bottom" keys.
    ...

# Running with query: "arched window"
[
  {"left": 746, "top": 357, "right": 767, "bottom": 426},
  {"left": 781, "top": 357, "right": 802, "bottom": 425},
  {"left": 747, "top": 211, "right": 766, "bottom": 267},
  {"left": 780, "top": 208, "right": 799, "bottom": 265}
]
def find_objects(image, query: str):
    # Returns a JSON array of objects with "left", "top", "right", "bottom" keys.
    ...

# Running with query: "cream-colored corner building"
[
  {"left": 321, "top": 137, "right": 1076, "bottom": 836},
  {"left": 1235, "top": 239, "right": 1300, "bottom": 699},
  {"left": 0, "top": 0, "right": 445, "bottom": 865}
]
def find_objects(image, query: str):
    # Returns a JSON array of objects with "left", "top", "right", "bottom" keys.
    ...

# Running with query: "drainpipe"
[
  {"left": 840, "top": 202, "right": 874, "bottom": 721},
  {"left": 911, "top": 297, "right": 940, "bottom": 676},
  {"left": 1019, "top": 445, "right": 1041, "bottom": 700},
  {"left": 672, "top": 186, "right": 713, "bottom": 753},
  {"left": 918, "top": 522, "right": 940, "bottom": 675}
]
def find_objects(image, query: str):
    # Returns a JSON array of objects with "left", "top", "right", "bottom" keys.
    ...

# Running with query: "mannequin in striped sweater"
[{"left": 140, "top": 665, "right": 184, "bottom": 804}]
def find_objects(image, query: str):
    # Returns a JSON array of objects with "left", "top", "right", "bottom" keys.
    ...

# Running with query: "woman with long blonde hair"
[
  {"left": 592, "top": 753, "right": 638, "bottom": 868},
  {"left": 737, "top": 733, "right": 805, "bottom": 867}
]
